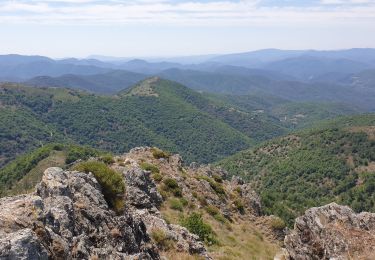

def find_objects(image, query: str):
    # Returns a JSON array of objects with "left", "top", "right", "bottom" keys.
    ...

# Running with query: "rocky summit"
[
  {"left": 0, "top": 147, "right": 283, "bottom": 259},
  {"left": 1, "top": 147, "right": 375, "bottom": 259}
]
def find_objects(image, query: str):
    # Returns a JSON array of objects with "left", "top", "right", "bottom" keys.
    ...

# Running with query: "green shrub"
[
  {"left": 163, "top": 178, "right": 178, "bottom": 189},
  {"left": 180, "top": 197, "right": 189, "bottom": 207},
  {"left": 99, "top": 155, "right": 115, "bottom": 165},
  {"left": 151, "top": 147, "right": 170, "bottom": 159},
  {"left": 206, "top": 205, "right": 220, "bottom": 216},
  {"left": 234, "top": 199, "right": 245, "bottom": 214},
  {"left": 181, "top": 212, "right": 216, "bottom": 244},
  {"left": 163, "top": 178, "right": 182, "bottom": 197},
  {"left": 169, "top": 198, "right": 183, "bottom": 211},
  {"left": 234, "top": 187, "right": 242, "bottom": 194},
  {"left": 206, "top": 205, "right": 226, "bottom": 223},
  {"left": 151, "top": 172, "right": 163, "bottom": 182},
  {"left": 270, "top": 217, "right": 286, "bottom": 230},
  {"left": 150, "top": 228, "right": 174, "bottom": 250},
  {"left": 212, "top": 174, "right": 223, "bottom": 183},
  {"left": 52, "top": 144, "right": 64, "bottom": 151},
  {"left": 65, "top": 146, "right": 99, "bottom": 164},
  {"left": 140, "top": 162, "right": 160, "bottom": 174},
  {"left": 198, "top": 176, "right": 226, "bottom": 197},
  {"left": 73, "top": 161, "right": 125, "bottom": 213}
]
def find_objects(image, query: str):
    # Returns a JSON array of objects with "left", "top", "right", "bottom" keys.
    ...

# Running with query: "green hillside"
[
  {"left": 0, "top": 143, "right": 105, "bottom": 196},
  {"left": 0, "top": 78, "right": 364, "bottom": 166},
  {"left": 0, "top": 79, "right": 261, "bottom": 164},
  {"left": 205, "top": 93, "right": 359, "bottom": 134},
  {"left": 219, "top": 114, "right": 375, "bottom": 225},
  {"left": 124, "top": 77, "right": 288, "bottom": 142}
]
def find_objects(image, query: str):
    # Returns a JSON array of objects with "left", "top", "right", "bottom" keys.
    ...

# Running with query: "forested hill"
[
  {"left": 2, "top": 78, "right": 279, "bottom": 166},
  {"left": 218, "top": 114, "right": 375, "bottom": 225}
]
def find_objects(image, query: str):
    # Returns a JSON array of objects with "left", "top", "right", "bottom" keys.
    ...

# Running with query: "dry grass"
[
  {"left": 161, "top": 251, "right": 205, "bottom": 260},
  {"left": 355, "top": 162, "right": 375, "bottom": 174},
  {"left": 160, "top": 204, "right": 279, "bottom": 260},
  {"left": 207, "top": 216, "right": 279, "bottom": 260},
  {"left": 347, "top": 126, "right": 375, "bottom": 140}
]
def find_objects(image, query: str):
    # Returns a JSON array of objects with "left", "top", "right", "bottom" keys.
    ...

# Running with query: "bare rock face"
[
  {"left": 284, "top": 203, "right": 375, "bottom": 260},
  {"left": 0, "top": 167, "right": 159, "bottom": 259},
  {"left": 124, "top": 167, "right": 163, "bottom": 211},
  {"left": 0, "top": 229, "right": 49, "bottom": 260}
]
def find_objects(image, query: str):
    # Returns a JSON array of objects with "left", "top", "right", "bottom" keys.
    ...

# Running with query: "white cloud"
[{"left": 0, "top": 0, "right": 374, "bottom": 26}]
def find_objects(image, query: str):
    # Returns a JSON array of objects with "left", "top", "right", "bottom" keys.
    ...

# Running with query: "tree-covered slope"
[
  {"left": 49, "top": 80, "right": 254, "bottom": 163},
  {"left": 0, "top": 86, "right": 76, "bottom": 167},
  {"left": 0, "top": 77, "right": 364, "bottom": 166},
  {"left": 218, "top": 114, "right": 375, "bottom": 225},
  {"left": 0, "top": 79, "right": 260, "bottom": 164}
]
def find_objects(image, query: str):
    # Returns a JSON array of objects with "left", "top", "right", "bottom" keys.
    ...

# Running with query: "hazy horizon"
[
  {"left": 0, "top": 0, "right": 374, "bottom": 58},
  {"left": 2, "top": 47, "right": 375, "bottom": 61}
]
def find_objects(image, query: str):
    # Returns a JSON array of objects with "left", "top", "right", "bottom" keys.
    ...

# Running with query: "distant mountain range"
[
  {"left": 0, "top": 48, "right": 374, "bottom": 110},
  {"left": 25, "top": 70, "right": 146, "bottom": 94}
]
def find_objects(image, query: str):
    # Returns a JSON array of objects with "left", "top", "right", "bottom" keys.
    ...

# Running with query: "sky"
[{"left": 0, "top": 0, "right": 374, "bottom": 58}]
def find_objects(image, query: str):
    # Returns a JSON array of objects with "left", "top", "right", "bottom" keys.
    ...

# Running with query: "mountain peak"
[{"left": 122, "top": 76, "right": 162, "bottom": 97}]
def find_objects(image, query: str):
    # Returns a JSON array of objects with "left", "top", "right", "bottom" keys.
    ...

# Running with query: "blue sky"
[{"left": 0, "top": 0, "right": 374, "bottom": 58}]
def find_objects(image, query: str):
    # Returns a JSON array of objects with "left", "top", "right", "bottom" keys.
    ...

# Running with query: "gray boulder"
[{"left": 284, "top": 203, "right": 375, "bottom": 260}]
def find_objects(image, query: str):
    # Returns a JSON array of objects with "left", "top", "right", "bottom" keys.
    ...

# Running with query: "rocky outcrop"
[
  {"left": 230, "top": 176, "right": 262, "bottom": 216},
  {"left": 124, "top": 167, "right": 163, "bottom": 211},
  {"left": 121, "top": 147, "right": 277, "bottom": 258},
  {"left": 0, "top": 167, "right": 158, "bottom": 259},
  {"left": 0, "top": 146, "right": 281, "bottom": 259},
  {"left": 122, "top": 158, "right": 211, "bottom": 259},
  {"left": 284, "top": 203, "right": 375, "bottom": 260}
]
